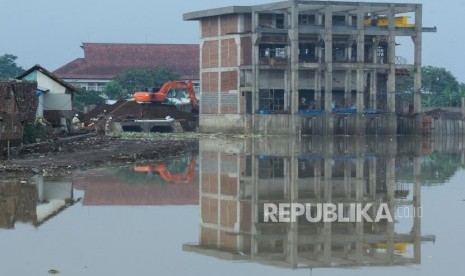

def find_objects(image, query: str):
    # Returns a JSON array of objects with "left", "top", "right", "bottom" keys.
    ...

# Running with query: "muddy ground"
[{"left": 0, "top": 134, "right": 198, "bottom": 178}]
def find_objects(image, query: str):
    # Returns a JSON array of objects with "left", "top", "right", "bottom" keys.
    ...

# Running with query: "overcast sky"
[{"left": 0, "top": 0, "right": 463, "bottom": 81}]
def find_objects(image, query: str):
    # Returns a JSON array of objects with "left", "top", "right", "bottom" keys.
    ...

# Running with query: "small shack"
[
  {"left": 17, "top": 65, "right": 77, "bottom": 126},
  {"left": 0, "top": 80, "right": 38, "bottom": 156}
]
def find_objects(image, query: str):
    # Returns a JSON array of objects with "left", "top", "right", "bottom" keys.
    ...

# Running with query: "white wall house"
[{"left": 17, "top": 65, "right": 77, "bottom": 125}]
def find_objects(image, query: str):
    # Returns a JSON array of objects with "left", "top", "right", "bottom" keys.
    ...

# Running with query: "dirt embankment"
[{"left": 0, "top": 135, "right": 198, "bottom": 178}]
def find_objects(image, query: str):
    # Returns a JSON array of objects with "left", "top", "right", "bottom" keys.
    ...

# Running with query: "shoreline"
[{"left": 0, "top": 135, "right": 198, "bottom": 178}]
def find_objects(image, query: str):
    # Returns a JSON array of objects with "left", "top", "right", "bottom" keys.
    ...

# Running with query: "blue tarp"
[{"left": 298, "top": 109, "right": 324, "bottom": 115}]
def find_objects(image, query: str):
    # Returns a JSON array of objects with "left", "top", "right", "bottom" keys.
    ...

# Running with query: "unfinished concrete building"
[{"left": 184, "top": 1, "right": 436, "bottom": 135}]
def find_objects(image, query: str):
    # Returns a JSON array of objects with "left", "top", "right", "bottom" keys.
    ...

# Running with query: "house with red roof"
[{"left": 54, "top": 43, "right": 200, "bottom": 92}]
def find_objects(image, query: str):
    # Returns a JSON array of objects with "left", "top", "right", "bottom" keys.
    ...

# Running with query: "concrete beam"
[
  {"left": 253, "top": 1, "right": 293, "bottom": 12},
  {"left": 184, "top": 6, "right": 252, "bottom": 21}
]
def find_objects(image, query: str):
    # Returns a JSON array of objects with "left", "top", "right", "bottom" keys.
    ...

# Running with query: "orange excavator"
[
  {"left": 134, "top": 80, "right": 199, "bottom": 113},
  {"left": 134, "top": 157, "right": 197, "bottom": 184}
]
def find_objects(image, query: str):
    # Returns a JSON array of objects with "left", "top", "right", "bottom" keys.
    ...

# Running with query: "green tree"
[
  {"left": 104, "top": 66, "right": 180, "bottom": 99},
  {"left": 0, "top": 54, "right": 24, "bottom": 79},
  {"left": 421, "top": 66, "right": 459, "bottom": 96},
  {"left": 396, "top": 65, "right": 463, "bottom": 107},
  {"left": 73, "top": 88, "right": 106, "bottom": 111},
  {"left": 102, "top": 81, "right": 123, "bottom": 100}
]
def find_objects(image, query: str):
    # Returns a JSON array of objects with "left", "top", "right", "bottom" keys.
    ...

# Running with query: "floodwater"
[{"left": 1, "top": 136, "right": 465, "bottom": 276}]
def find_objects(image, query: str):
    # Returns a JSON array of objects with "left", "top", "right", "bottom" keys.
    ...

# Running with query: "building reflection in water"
[
  {"left": 181, "top": 136, "right": 462, "bottom": 269},
  {"left": 0, "top": 175, "right": 74, "bottom": 229}
]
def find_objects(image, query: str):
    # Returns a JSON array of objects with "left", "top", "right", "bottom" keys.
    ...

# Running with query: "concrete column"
[
  {"left": 344, "top": 70, "right": 352, "bottom": 107},
  {"left": 218, "top": 18, "right": 222, "bottom": 114},
  {"left": 216, "top": 152, "right": 222, "bottom": 248},
  {"left": 413, "top": 156, "right": 422, "bottom": 263},
  {"left": 284, "top": 69, "right": 290, "bottom": 111},
  {"left": 251, "top": 154, "right": 259, "bottom": 256},
  {"left": 386, "top": 153, "right": 396, "bottom": 264},
  {"left": 369, "top": 158, "right": 377, "bottom": 199},
  {"left": 387, "top": 5, "right": 396, "bottom": 113},
  {"left": 372, "top": 36, "right": 380, "bottom": 64},
  {"left": 290, "top": 3, "right": 299, "bottom": 135},
  {"left": 355, "top": 157, "right": 364, "bottom": 201},
  {"left": 314, "top": 70, "right": 322, "bottom": 109},
  {"left": 324, "top": 5, "right": 334, "bottom": 135},
  {"left": 288, "top": 153, "right": 299, "bottom": 267},
  {"left": 324, "top": 136, "right": 334, "bottom": 201},
  {"left": 324, "top": 5, "right": 333, "bottom": 112},
  {"left": 323, "top": 150, "right": 333, "bottom": 265},
  {"left": 347, "top": 42, "right": 353, "bottom": 63},
  {"left": 413, "top": 5, "right": 423, "bottom": 114},
  {"left": 356, "top": 6, "right": 365, "bottom": 113},
  {"left": 324, "top": 157, "right": 333, "bottom": 200},
  {"left": 386, "top": 157, "right": 395, "bottom": 202},
  {"left": 345, "top": 13, "right": 353, "bottom": 26},
  {"left": 344, "top": 160, "right": 351, "bottom": 199},
  {"left": 370, "top": 71, "right": 377, "bottom": 109},
  {"left": 198, "top": 29, "right": 205, "bottom": 114},
  {"left": 355, "top": 220, "right": 364, "bottom": 264},
  {"left": 314, "top": 158, "right": 322, "bottom": 200},
  {"left": 252, "top": 11, "right": 260, "bottom": 114}
]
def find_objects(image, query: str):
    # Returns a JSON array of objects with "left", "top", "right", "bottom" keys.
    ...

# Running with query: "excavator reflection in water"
[{"left": 134, "top": 157, "right": 197, "bottom": 184}]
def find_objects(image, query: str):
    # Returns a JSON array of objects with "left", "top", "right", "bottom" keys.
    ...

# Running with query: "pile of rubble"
[{"left": 84, "top": 100, "right": 198, "bottom": 131}]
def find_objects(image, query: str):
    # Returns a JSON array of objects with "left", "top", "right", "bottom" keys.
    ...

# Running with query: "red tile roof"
[{"left": 54, "top": 43, "right": 200, "bottom": 81}]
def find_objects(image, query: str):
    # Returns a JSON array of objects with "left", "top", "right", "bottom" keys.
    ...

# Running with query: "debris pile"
[{"left": 84, "top": 100, "right": 198, "bottom": 131}]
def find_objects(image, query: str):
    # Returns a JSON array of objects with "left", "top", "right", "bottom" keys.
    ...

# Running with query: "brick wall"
[
  {"left": 220, "top": 200, "right": 237, "bottom": 228},
  {"left": 202, "top": 41, "right": 219, "bottom": 68},
  {"left": 221, "top": 39, "right": 238, "bottom": 67},
  {"left": 200, "top": 14, "right": 247, "bottom": 116},
  {"left": 200, "top": 227, "right": 217, "bottom": 248},
  {"left": 201, "top": 17, "right": 219, "bottom": 38},
  {"left": 220, "top": 71, "right": 238, "bottom": 92},
  {"left": 220, "top": 14, "right": 238, "bottom": 35},
  {"left": 240, "top": 37, "right": 252, "bottom": 66},
  {"left": 202, "top": 72, "right": 219, "bottom": 92},
  {"left": 201, "top": 197, "right": 218, "bottom": 224}
]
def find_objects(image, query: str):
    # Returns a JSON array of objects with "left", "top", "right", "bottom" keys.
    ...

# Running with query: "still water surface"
[{"left": 1, "top": 136, "right": 464, "bottom": 275}]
